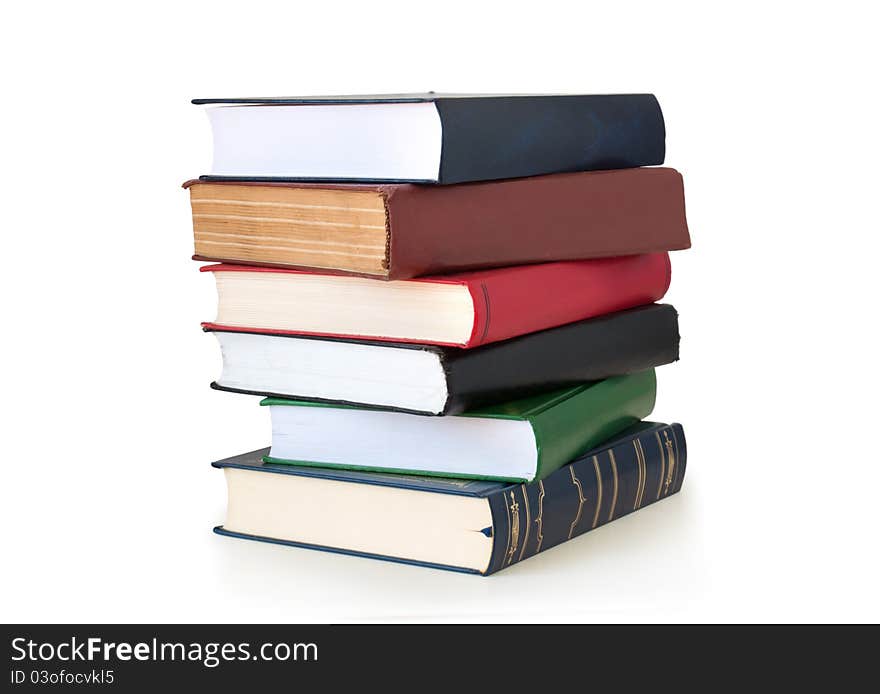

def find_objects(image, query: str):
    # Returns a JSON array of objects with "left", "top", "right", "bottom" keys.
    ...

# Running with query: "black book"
[
  {"left": 193, "top": 93, "right": 665, "bottom": 184},
  {"left": 207, "top": 304, "right": 680, "bottom": 415}
]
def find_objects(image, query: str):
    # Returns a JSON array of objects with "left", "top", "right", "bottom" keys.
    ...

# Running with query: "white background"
[{"left": 2, "top": 1, "right": 878, "bottom": 623}]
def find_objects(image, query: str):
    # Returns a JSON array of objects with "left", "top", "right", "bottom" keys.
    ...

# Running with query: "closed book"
[
  {"left": 208, "top": 303, "right": 680, "bottom": 415},
  {"left": 213, "top": 421, "right": 687, "bottom": 575},
  {"left": 194, "top": 93, "right": 665, "bottom": 184},
  {"left": 261, "top": 370, "right": 656, "bottom": 482},
  {"left": 186, "top": 168, "right": 689, "bottom": 279},
  {"left": 201, "top": 253, "right": 671, "bottom": 348}
]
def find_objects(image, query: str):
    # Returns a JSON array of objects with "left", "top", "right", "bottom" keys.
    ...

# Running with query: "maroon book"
[{"left": 186, "top": 167, "right": 690, "bottom": 280}]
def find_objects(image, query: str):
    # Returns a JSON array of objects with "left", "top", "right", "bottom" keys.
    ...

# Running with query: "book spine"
[
  {"left": 483, "top": 423, "right": 687, "bottom": 575},
  {"left": 442, "top": 304, "right": 680, "bottom": 415},
  {"left": 435, "top": 94, "right": 665, "bottom": 184},
  {"left": 384, "top": 168, "right": 689, "bottom": 280},
  {"left": 463, "top": 253, "right": 672, "bottom": 348},
  {"left": 529, "top": 370, "right": 657, "bottom": 479}
]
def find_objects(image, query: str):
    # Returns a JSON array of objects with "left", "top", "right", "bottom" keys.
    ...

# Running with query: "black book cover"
[
  {"left": 442, "top": 303, "right": 679, "bottom": 413},
  {"left": 193, "top": 93, "right": 665, "bottom": 184},
  {"left": 208, "top": 304, "right": 680, "bottom": 415}
]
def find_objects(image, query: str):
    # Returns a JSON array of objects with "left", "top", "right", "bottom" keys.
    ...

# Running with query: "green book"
[{"left": 261, "top": 370, "right": 656, "bottom": 482}]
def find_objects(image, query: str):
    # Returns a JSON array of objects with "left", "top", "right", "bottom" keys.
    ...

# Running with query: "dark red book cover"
[
  {"left": 201, "top": 253, "right": 671, "bottom": 348},
  {"left": 188, "top": 167, "right": 690, "bottom": 280}
]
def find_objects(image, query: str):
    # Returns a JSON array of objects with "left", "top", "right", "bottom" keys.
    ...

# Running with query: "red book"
[
  {"left": 187, "top": 168, "right": 690, "bottom": 280},
  {"left": 201, "top": 253, "right": 671, "bottom": 348}
]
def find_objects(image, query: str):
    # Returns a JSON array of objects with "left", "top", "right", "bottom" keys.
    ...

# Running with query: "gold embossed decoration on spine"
[
  {"left": 502, "top": 490, "right": 512, "bottom": 566},
  {"left": 631, "top": 441, "right": 642, "bottom": 510},
  {"left": 638, "top": 438, "right": 648, "bottom": 507},
  {"left": 591, "top": 455, "right": 604, "bottom": 529},
  {"left": 505, "top": 490, "right": 521, "bottom": 566},
  {"left": 654, "top": 431, "right": 667, "bottom": 499},
  {"left": 518, "top": 485, "right": 531, "bottom": 563},
  {"left": 607, "top": 450, "right": 619, "bottom": 522},
  {"left": 663, "top": 429, "right": 676, "bottom": 495},
  {"left": 534, "top": 481, "right": 546, "bottom": 553},
  {"left": 568, "top": 466, "right": 588, "bottom": 539}
]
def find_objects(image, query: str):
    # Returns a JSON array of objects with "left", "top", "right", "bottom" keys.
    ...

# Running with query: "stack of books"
[{"left": 186, "top": 93, "right": 691, "bottom": 575}]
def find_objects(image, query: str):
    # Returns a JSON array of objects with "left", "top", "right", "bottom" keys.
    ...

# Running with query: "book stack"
[{"left": 187, "top": 93, "right": 691, "bottom": 575}]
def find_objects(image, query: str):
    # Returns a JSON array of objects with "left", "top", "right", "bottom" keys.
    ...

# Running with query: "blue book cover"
[
  {"left": 212, "top": 421, "right": 687, "bottom": 575},
  {"left": 193, "top": 93, "right": 665, "bottom": 184}
]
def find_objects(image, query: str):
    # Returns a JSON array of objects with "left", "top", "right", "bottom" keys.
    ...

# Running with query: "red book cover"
[
  {"left": 201, "top": 254, "right": 671, "bottom": 348},
  {"left": 188, "top": 167, "right": 690, "bottom": 280}
]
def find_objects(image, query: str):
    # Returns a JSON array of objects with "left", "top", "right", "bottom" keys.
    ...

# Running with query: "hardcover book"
[
  {"left": 213, "top": 421, "right": 687, "bottom": 575},
  {"left": 260, "top": 370, "right": 656, "bottom": 482},
  {"left": 186, "top": 168, "right": 689, "bottom": 279},
  {"left": 201, "top": 253, "right": 671, "bottom": 348},
  {"left": 208, "top": 303, "right": 680, "bottom": 415},
  {"left": 194, "top": 93, "right": 665, "bottom": 184}
]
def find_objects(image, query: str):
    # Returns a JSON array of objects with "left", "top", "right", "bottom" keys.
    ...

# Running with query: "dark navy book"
[
  {"left": 212, "top": 421, "right": 687, "bottom": 575},
  {"left": 193, "top": 93, "right": 665, "bottom": 184}
]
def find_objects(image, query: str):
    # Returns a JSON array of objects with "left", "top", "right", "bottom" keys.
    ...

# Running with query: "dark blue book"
[
  {"left": 193, "top": 93, "right": 665, "bottom": 184},
  {"left": 212, "top": 421, "right": 687, "bottom": 575}
]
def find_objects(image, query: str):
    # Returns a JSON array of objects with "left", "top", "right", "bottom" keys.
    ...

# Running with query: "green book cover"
[{"left": 260, "top": 370, "right": 657, "bottom": 482}]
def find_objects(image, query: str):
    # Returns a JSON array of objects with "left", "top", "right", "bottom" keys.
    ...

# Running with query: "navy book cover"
[
  {"left": 213, "top": 421, "right": 687, "bottom": 574},
  {"left": 195, "top": 93, "right": 665, "bottom": 184}
]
